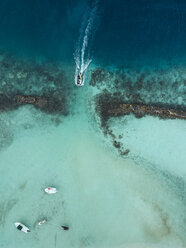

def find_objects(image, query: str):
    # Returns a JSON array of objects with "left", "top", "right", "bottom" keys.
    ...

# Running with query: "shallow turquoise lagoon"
[
  {"left": 0, "top": 82, "right": 185, "bottom": 248},
  {"left": 0, "top": 0, "right": 186, "bottom": 246}
]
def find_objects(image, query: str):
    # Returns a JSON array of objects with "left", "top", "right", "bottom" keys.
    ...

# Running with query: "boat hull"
[
  {"left": 14, "top": 222, "right": 30, "bottom": 233},
  {"left": 44, "top": 187, "right": 57, "bottom": 194}
]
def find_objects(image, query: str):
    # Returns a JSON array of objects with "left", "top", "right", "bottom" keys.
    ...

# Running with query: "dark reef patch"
[
  {"left": 96, "top": 92, "right": 186, "bottom": 122},
  {"left": 13, "top": 94, "right": 67, "bottom": 115},
  {"left": 0, "top": 51, "right": 73, "bottom": 115},
  {"left": 91, "top": 66, "right": 186, "bottom": 126},
  {"left": 90, "top": 67, "right": 186, "bottom": 109},
  {"left": 90, "top": 68, "right": 107, "bottom": 86},
  {"left": 91, "top": 67, "right": 186, "bottom": 155}
]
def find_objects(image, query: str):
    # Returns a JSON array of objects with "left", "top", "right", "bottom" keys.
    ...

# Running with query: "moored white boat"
[
  {"left": 44, "top": 187, "right": 57, "bottom": 194},
  {"left": 14, "top": 222, "right": 30, "bottom": 233}
]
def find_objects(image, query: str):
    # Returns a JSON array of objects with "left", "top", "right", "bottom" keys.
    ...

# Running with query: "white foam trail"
[
  {"left": 74, "top": 1, "right": 98, "bottom": 85},
  {"left": 80, "top": 14, "right": 93, "bottom": 72}
]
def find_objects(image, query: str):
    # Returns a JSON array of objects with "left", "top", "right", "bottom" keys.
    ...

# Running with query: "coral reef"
[
  {"left": 0, "top": 50, "right": 71, "bottom": 115},
  {"left": 13, "top": 94, "right": 66, "bottom": 114},
  {"left": 97, "top": 93, "right": 186, "bottom": 121},
  {"left": 91, "top": 67, "right": 186, "bottom": 155},
  {"left": 90, "top": 67, "right": 186, "bottom": 110}
]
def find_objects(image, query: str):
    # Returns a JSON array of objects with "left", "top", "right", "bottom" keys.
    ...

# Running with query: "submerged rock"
[
  {"left": 12, "top": 94, "right": 66, "bottom": 114},
  {"left": 96, "top": 93, "right": 186, "bottom": 124},
  {"left": 14, "top": 95, "right": 48, "bottom": 109},
  {"left": 107, "top": 103, "right": 186, "bottom": 120},
  {"left": 0, "top": 93, "right": 67, "bottom": 115},
  {"left": 90, "top": 68, "right": 107, "bottom": 86}
]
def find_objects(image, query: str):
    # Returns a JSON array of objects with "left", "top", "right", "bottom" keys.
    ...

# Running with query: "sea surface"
[{"left": 0, "top": 1, "right": 186, "bottom": 248}]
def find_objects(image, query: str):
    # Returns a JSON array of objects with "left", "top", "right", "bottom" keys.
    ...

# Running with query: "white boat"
[
  {"left": 44, "top": 187, "right": 57, "bottom": 194},
  {"left": 14, "top": 222, "right": 30, "bottom": 233},
  {"left": 76, "top": 72, "right": 84, "bottom": 86},
  {"left": 38, "top": 219, "right": 47, "bottom": 225}
]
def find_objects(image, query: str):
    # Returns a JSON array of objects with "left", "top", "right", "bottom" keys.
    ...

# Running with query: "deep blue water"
[
  {"left": 0, "top": 0, "right": 186, "bottom": 68},
  {"left": 96, "top": 0, "right": 186, "bottom": 68}
]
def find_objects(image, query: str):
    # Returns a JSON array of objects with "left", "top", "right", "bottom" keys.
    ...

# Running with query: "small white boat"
[
  {"left": 14, "top": 222, "right": 30, "bottom": 233},
  {"left": 76, "top": 72, "right": 84, "bottom": 86},
  {"left": 44, "top": 187, "right": 57, "bottom": 194},
  {"left": 38, "top": 219, "right": 47, "bottom": 225}
]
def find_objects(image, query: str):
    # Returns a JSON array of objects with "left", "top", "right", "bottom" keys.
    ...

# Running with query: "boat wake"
[{"left": 74, "top": 0, "right": 99, "bottom": 86}]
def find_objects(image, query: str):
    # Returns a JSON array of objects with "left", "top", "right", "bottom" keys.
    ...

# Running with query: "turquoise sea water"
[
  {"left": 0, "top": 84, "right": 185, "bottom": 248},
  {"left": 0, "top": 1, "right": 186, "bottom": 248}
]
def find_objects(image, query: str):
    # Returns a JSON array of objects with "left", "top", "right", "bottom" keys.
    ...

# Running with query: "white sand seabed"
[
  {"left": 108, "top": 115, "right": 186, "bottom": 179},
  {"left": 0, "top": 85, "right": 185, "bottom": 247}
]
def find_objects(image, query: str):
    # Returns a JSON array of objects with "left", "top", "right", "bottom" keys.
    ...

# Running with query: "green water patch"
[
  {"left": 105, "top": 115, "right": 186, "bottom": 177},
  {"left": 0, "top": 118, "right": 14, "bottom": 151},
  {"left": 87, "top": 65, "right": 186, "bottom": 246},
  {"left": 0, "top": 106, "right": 185, "bottom": 247},
  {"left": 0, "top": 54, "right": 186, "bottom": 247},
  {"left": 0, "top": 199, "right": 17, "bottom": 227},
  {"left": 96, "top": 114, "right": 186, "bottom": 235},
  {"left": 0, "top": 104, "right": 67, "bottom": 153}
]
